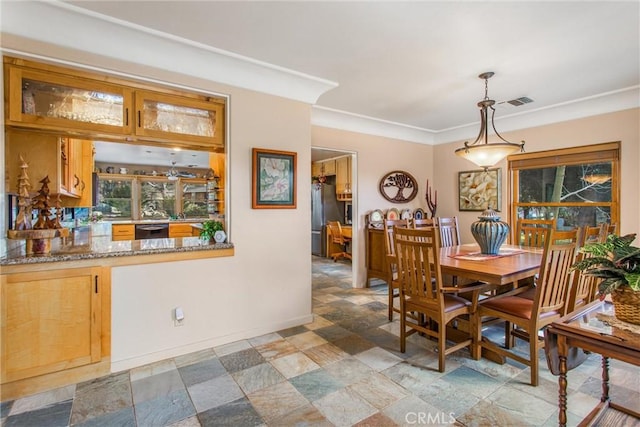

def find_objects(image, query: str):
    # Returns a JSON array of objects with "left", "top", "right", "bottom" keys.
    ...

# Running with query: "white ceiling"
[{"left": 65, "top": 0, "right": 639, "bottom": 138}]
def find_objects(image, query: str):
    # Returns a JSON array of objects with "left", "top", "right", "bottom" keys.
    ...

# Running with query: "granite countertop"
[{"left": 1, "top": 222, "right": 232, "bottom": 266}]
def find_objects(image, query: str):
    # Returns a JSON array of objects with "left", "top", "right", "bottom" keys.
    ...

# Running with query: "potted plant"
[
  {"left": 572, "top": 233, "right": 640, "bottom": 324},
  {"left": 200, "top": 220, "right": 225, "bottom": 243}
]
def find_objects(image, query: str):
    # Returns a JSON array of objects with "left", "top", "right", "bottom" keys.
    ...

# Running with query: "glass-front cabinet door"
[
  {"left": 134, "top": 90, "right": 225, "bottom": 148},
  {"left": 7, "top": 67, "right": 133, "bottom": 134}
]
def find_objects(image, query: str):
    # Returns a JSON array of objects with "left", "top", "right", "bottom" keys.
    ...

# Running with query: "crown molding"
[
  {"left": 312, "top": 86, "right": 640, "bottom": 145},
  {"left": 0, "top": 0, "right": 337, "bottom": 105}
]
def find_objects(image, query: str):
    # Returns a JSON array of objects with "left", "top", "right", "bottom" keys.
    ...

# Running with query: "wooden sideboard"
[{"left": 365, "top": 224, "right": 387, "bottom": 286}]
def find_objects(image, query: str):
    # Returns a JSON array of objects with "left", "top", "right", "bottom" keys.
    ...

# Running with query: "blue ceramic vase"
[{"left": 471, "top": 207, "right": 510, "bottom": 255}]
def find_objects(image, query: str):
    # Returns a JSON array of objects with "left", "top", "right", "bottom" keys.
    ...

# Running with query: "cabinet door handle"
[
  {"left": 125, "top": 107, "right": 129, "bottom": 126},
  {"left": 74, "top": 175, "right": 80, "bottom": 188},
  {"left": 80, "top": 180, "right": 86, "bottom": 191},
  {"left": 94, "top": 275, "right": 99, "bottom": 293},
  {"left": 137, "top": 110, "right": 141, "bottom": 128}
]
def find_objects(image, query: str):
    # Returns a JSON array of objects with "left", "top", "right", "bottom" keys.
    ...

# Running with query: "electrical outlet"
[{"left": 174, "top": 307, "right": 185, "bottom": 327}]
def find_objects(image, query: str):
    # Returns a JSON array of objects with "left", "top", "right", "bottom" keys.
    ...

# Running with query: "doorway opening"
[{"left": 311, "top": 147, "right": 357, "bottom": 287}]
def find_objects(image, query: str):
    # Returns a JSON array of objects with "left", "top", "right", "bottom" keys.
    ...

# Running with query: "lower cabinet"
[
  {"left": 112, "top": 224, "right": 135, "bottom": 241},
  {"left": 0, "top": 266, "right": 108, "bottom": 386},
  {"left": 169, "top": 223, "right": 197, "bottom": 238}
]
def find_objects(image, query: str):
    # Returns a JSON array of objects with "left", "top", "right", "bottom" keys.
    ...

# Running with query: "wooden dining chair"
[
  {"left": 436, "top": 216, "right": 460, "bottom": 247},
  {"left": 514, "top": 218, "right": 556, "bottom": 248},
  {"left": 568, "top": 224, "right": 609, "bottom": 312},
  {"left": 473, "top": 228, "right": 578, "bottom": 386},
  {"left": 394, "top": 226, "right": 489, "bottom": 372},
  {"left": 412, "top": 218, "right": 435, "bottom": 228},
  {"left": 327, "top": 221, "right": 351, "bottom": 262},
  {"left": 383, "top": 218, "right": 410, "bottom": 320}
]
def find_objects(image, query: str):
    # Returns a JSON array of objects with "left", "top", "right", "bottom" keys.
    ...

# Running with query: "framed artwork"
[
  {"left": 458, "top": 168, "right": 501, "bottom": 211},
  {"left": 252, "top": 148, "right": 297, "bottom": 209}
]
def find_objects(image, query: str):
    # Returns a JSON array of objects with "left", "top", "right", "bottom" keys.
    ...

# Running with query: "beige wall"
[
  {"left": 0, "top": 46, "right": 315, "bottom": 370},
  {"left": 433, "top": 108, "right": 640, "bottom": 244},
  {"left": 312, "top": 127, "right": 434, "bottom": 287}
]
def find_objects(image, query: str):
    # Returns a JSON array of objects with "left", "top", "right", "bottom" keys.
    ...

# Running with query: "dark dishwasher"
[{"left": 135, "top": 223, "right": 169, "bottom": 240}]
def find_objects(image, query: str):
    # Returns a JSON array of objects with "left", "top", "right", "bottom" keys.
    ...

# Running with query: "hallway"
[{"left": 1, "top": 256, "right": 638, "bottom": 426}]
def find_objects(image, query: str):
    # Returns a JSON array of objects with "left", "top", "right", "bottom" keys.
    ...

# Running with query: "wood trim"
[{"left": 509, "top": 142, "right": 621, "bottom": 232}]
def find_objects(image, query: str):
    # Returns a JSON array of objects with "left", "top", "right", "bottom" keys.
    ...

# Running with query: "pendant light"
[{"left": 455, "top": 72, "right": 525, "bottom": 169}]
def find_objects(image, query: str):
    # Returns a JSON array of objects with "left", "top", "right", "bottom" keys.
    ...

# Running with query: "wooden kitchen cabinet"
[
  {"left": 5, "top": 57, "right": 226, "bottom": 151},
  {"left": 312, "top": 159, "right": 336, "bottom": 177},
  {"left": 0, "top": 267, "right": 105, "bottom": 384},
  {"left": 5, "top": 62, "right": 133, "bottom": 135},
  {"left": 134, "top": 90, "right": 225, "bottom": 149},
  {"left": 112, "top": 224, "right": 135, "bottom": 241},
  {"left": 5, "top": 129, "right": 91, "bottom": 201},
  {"left": 169, "top": 223, "right": 196, "bottom": 238},
  {"left": 336, "top": 155, "right": 352, "bottom": 200}
]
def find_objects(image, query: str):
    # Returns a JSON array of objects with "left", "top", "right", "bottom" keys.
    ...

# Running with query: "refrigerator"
[{"left": 311, "top": 184, "right": 343, "bottom": 256}]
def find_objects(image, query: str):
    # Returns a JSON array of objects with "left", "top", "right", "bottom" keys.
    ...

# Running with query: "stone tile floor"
[{"left": 1, "top": 256, "right": 639, "bottom": 426}]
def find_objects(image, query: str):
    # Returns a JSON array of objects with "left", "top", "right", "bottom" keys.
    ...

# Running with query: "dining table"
[
  {"left": 437, "top": 243, "right": 545, "bottom": 363},
  {"left": 439, "top": 243, "right": 544, "bottom": 287}
]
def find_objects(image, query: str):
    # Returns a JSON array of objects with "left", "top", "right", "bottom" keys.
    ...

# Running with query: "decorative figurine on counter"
[
  {"left": 15, "top": 155, "right": 33, "bottom": 231},
  {"left": 32, "top": 176, "right": 52, "bottom": 229},
  {"left": 425, "top": 179, "right": 438, "bottom": 218}
]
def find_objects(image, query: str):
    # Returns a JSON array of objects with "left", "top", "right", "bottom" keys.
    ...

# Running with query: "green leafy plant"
[
  {"left": 572, "top": 233, "right": 640, "bottom": 299},
  {"left": 200, "top": 220, "right": 224, "bottom": 241}
]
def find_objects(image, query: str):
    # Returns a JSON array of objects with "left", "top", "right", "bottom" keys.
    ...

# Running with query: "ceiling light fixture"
[
  {"left": 455, "top": 72, "right": 525, "bottom": 170},
  {"left": 167, "top": 160, "right": 179, "bottom": 181}
]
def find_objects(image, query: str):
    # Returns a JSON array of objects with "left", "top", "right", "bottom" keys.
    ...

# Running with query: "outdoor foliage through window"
[{"left": 509, "top": 143, "right": 619, "bottom": 230}]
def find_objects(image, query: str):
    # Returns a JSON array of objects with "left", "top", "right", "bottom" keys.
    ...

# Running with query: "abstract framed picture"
[
  {"left": 458, "top": 168, "right": 501, "bottom": 211},
  {"left": 252, "top": 148, "right": 297, "bottom": 209}
]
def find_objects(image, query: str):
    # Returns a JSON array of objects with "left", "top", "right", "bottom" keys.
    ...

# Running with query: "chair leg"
[
  {"left": 388, "top": 285, "right": 394, "bottom": 321},
  {"left": 438, "top": 321, "right": 446, "bottom": 373},
  {"left": 400, "top": 300, "right": 406, "bottom": 353},
  {"left": 505, "top": 321, "right": 514, "bottom": 349},
  {"left": 473, "top": 312, "right": 482, "bottom": 360},
  {"left": 530, "top": 336, "right": 539, "bottom": 386}
]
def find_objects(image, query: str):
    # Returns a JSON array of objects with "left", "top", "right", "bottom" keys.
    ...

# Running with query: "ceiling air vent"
[{"left": 507, "top": 97, "right": 534, "bottom": 107}]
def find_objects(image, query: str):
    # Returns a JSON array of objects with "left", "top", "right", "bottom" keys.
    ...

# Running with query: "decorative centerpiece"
[
  {"left": 6, "top": 158, "right": 68, "bottom": 255},
  {"left": 572, "top": 233, "right": 640, "bottom": 325},
  {"left": 470, "top": 206, "right": 509, "bottom": 255}
]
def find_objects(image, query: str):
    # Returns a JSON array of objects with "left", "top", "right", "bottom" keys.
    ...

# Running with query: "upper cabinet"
[
  {"left": 4, "top": 57, "right": 226, "bottom": 151},
  {"left": 135, "top": 90, "right": 224, "bottom": 148},
  {"left": 311, "top": 159, "right": 336, "bottom": 177},
  {"left": 5, "top": 129, "right": 93, "bottom": 204},
  {"left": 6, "top": 66, "right": 133, "bottom": 135},
  {"left": 336, "top": 155, "right": 352, "bottom": 201}
]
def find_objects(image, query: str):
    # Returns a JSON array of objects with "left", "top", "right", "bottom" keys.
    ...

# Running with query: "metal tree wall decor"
[{"left": 379, "top": 170, "right": 418, "bottom": 203}]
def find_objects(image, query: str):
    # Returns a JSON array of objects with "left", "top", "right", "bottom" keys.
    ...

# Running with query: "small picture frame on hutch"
[{"left": 252, "top": 148, "right": 297, "bottom": 209}]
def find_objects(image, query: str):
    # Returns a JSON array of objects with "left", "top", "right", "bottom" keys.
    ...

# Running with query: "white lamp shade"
[{"left": 455, "top": 142, "right": 522, "bottom": 169}]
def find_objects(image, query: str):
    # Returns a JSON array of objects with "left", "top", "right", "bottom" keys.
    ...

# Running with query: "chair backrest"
[
  {"left": 515, "top": 218, "right": 556, "bottom": 248},
  {"left": 327, "top": 221, "right": 345, "bottom": 244},
  {"left": 383, "top": 219, "right": 410, "bottom": 256},
  {"left": 436, "top": 216, "right": 460, "bottom": 247},
  {"left": 412, "top": 218, "right": 435, "bottom": 228},
  {"left": 393, "top": 226, "right": 443, "bottom": 303},
  {"left": 567, "top": 250, "right": 601, "bottom": 312},
  {"left": 533, "top": 228, "right": 579, "bottom": 318}
]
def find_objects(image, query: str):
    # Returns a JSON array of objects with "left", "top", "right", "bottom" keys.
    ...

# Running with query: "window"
[
  {"left": 140, "top": 178, "right": 176, "bottom": 219},
  {"left": 96, "top": 177, "right": 133, "bottom": 219},
  {"left": 508, "top": 142, "right": 620, "bottom": 230},
  {"left": 96, "top": 175, "right": 211, "bottom": 220}
]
